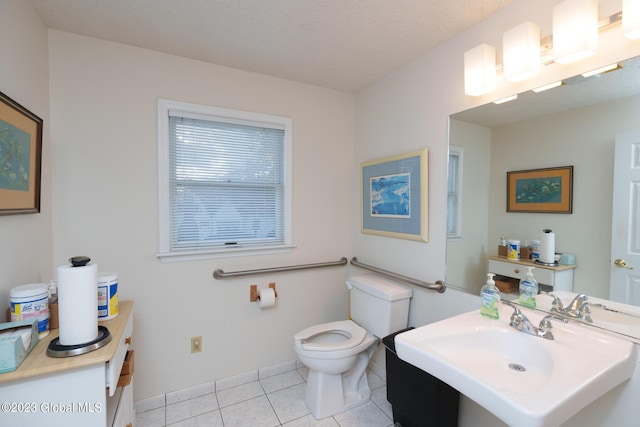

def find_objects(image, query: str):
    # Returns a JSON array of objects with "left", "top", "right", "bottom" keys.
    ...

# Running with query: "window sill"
[{"left": 157, "top": 244, "right": 296, "bottom": 263}]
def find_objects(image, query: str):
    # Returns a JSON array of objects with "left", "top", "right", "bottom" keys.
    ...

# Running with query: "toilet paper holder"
[{"left": 250, "top": 283, "right": 278, "bottom": 302}]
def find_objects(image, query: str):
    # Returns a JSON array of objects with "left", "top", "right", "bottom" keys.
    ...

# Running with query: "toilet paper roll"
[
  {"left": 540, "top": 230, "right": 556, "bottom": 264},
  {"left": 258, "top": 288, "right": 276, "bottom": 308},
  {"left": 57, "top": 263, "right": 99, "bottom": 345}
]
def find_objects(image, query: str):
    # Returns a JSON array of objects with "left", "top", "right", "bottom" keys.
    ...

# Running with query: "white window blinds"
[
  {"left": 447, "top": 147, "right": 463, "bottom": 238},
  {"left": 166, "top": 109, "right": 288, "bottom": 253}
]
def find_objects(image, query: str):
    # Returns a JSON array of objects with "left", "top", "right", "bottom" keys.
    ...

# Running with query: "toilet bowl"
[
  {"left": 295, "top": 320, "right": 377, "bottom": 419},
  {"left": 294, "top": 275, "right": 412, "bottom": 419}
]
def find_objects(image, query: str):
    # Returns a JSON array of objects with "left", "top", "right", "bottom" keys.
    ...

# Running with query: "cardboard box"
[
  {"left": 117, "top": 350, "right": 134, "bottom": 387},
  {"left": 0, "top": 320, "right": 38, "bottom": 374},
  {"left": 49, "top": 301, "right": 58, "bottom": 330},
  {"left": 494, "top": 276, "right": 518, "bottom": 293},
  {"left": 498, "top": 245, "right": 507, "bottom": 256}
]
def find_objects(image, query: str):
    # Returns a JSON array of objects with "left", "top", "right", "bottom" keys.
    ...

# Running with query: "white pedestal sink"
[{"left": 395, "top": 303, "right": 636, "bottom": 427}]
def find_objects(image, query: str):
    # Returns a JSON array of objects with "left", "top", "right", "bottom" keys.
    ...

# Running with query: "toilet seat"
[{"left": 294, "top": 320, "right": 366, "bottom": 351}]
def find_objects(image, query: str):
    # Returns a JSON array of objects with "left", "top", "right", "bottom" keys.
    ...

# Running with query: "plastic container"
[
  {"left": 530, "top": 239, "right": 541, "bottom": 260},
  {"left": 97, "top": 272, "right": 119, "bottom": 320},
  {"left": 507, "top": 239, "right": 520, "bottom": 260},
  {"left": 480, "top": 273, "right": 501, "bottom": 319},
  {"left": 10, "top": 283, "right": 50, "bottom": 338},
  {"left": 518, "top": 267, "right": 539, "bottom": 308}
]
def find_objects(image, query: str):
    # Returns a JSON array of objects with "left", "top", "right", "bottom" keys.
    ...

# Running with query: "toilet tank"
[{"left": 347, "top": 275, "right": 412, "bottom": 338}]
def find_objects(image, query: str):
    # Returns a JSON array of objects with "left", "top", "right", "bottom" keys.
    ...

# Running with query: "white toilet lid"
[{"left": 294, "top": 320, "right": 366, "bottom": 351}]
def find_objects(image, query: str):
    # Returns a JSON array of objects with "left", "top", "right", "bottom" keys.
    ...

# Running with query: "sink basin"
[{"left": 395, "top": 303, "right": 636, "bottom": 427}]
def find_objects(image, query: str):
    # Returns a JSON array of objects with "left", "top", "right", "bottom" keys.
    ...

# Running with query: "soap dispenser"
[
  {"left": 518, "top": 267, "right": 539, "bottom": 308},
  {"left": 480, "top": 273, "right": 501, "bottom": 319}
]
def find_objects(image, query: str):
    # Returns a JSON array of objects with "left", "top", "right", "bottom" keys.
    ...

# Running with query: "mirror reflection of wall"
[
  {"left": 448, "top": 88, "right": 640, "bottom": 299},
  {"left": 446, "top": 122, "right": 491, "bottom": 290}
]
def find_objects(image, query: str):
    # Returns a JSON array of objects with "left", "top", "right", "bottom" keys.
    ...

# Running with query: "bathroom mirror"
[{"left": 447, "top": 55, "right": 640, "bottom": 340}]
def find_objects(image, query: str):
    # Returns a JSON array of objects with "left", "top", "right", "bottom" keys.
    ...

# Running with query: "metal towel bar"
[
  {"left": 213, "top": 257, "right": 348, "bottom": 279},
  {"left": 350, "top": 257, "right": 446, "bottom": 293}
]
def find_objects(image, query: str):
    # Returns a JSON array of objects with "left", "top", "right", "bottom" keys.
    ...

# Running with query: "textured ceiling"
[{"left": 32, "top": 0, "right": 513, "bottom": 93}]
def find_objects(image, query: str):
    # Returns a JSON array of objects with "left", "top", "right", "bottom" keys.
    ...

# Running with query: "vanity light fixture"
[
  {"left": 532, "top": 81, "right": 564, "bottom": 93},
  {"left": 493, "top": 94, "right": 518, "bottom": 104},
  {"left": 503, "top": 22, "right": 541, "bottom": 82},
  {"left": 463, "top": 2, "right": 627, "bottom": 97},
  {"left": 581, "top": 63, "right": 621, "bottom": 77},
  {"left": 552, "top": 0, "right": 599, "bottom": 64},
  {"left": 623, "top": 0, "right": 640, "bottom": 39},
  {"left": 464, "top": 43, "right": 496, "bottom": 96}
]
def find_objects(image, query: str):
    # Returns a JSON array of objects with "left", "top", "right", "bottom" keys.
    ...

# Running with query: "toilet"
[{"left": 294, "top": 274, "right": 412, "bottom": 419}]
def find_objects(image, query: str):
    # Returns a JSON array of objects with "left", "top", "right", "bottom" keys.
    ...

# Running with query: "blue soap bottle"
[{"left": 480, "top": 273, "right": 501, "bottom": 319}]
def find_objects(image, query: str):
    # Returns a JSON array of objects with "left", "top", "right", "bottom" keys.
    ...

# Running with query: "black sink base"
[{"left": 383, "top": 327, "right": 460, "bottom": 427}]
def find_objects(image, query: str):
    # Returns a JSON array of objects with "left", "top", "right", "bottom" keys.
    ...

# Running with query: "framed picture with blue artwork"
[
  {"left": 0, "top": 91, "right": 43, "bottom": 215},
  {"left": 507, "top": 166, "right": 573, "bottom": 213},
  {"left": 360, "top": 149, "right": 428, "bottom": 241}
]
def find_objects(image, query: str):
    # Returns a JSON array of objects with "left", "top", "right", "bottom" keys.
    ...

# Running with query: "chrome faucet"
[
  {"left": 503, "top": 301, "right": 567, "bottom": 340},
  {"left": 542, "top": 292, "right": 593, "bottom": 323},
  {"left": 537, "top": 314, "right": 569, "bottom": 340}
]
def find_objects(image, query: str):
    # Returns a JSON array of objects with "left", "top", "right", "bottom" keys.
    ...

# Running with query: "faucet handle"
[
  {"left": 538, "top": 314, "right": 568, "bottom": 339},
  {"left": 501, "top": 300, "right": 522, "bottom": 315},
  {"left": 501, "top": 300, "right": 525, "bottom": 328},
  {"left": 579, "top": 302, "right": 594, "bottom": 323},
  {"left": 539, "top": 314, "right": 569, "bottom": 329},
  {"left": 541, "top": 291, "right": 564, "bottom": 310}
]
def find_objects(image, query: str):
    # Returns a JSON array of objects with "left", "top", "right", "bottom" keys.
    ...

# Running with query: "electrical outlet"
[{"left": 191, "top": 336, "right": 202, "bottom": 353}]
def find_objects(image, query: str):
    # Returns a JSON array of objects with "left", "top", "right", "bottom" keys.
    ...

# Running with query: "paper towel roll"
[
  {"left": 57, "top": 263, "right": 99, "bottom": 345},
  {"left": 540, "top": 230, "right": 556, "bottom": 264},
  {"left": 258, "top": 288, "right": 276, "bottom": 308}
]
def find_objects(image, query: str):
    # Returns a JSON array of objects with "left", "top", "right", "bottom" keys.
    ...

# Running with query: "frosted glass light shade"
[
  {"left": 503, "top": 22, "right": 541, "bottom": 82},
  {"left": 552, "top": 0, "right": 598, "bottom": 64},
  {"left": 623, "top": 0, "right": 640, "bottom": 40},
  {"left": 464, "top": 44, "right": 496, "bottom": 96}
]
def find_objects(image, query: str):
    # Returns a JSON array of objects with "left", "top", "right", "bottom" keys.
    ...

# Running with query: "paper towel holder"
[
  {"left": 536, "top": 229, "right": 559, "bottom": 266},
  {"left": 250, "top": 283, "right": 278, "bottom": 302},
  {"left": 69, "top": 255, "right": 91, "bottom": 267}
]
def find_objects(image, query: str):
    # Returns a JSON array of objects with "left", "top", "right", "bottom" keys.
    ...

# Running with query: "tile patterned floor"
[{"left": 136, "top": 364, "right": 396, "bottom": 427}]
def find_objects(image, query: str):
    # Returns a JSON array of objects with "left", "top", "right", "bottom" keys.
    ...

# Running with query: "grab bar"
[
  {"left": 350, "top": 257, "right": 446, "bottom": 293},
  {"left": 213, "top": 257, "right": 348, "bottom": 279}
]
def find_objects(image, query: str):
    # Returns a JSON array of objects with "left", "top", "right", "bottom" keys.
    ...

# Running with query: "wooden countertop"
[
  {"left": 0, "top": 300, "right": 133, "bottom": 384},
  {"left": 488, "top": 255, "right": 576, "bottom": 271}
]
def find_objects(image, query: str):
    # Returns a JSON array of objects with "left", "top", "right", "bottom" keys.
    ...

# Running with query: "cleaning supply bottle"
[
  {"left": 480, "top": 273, "right": 501, "bottom": 319},
  {"left": 518, "top": 267, "right": 539, "bottom": 308}
]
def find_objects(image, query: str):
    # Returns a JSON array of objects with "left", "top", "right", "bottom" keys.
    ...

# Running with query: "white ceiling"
[{"left": 32, "top": 0, "right": 513, "bottom": 93}]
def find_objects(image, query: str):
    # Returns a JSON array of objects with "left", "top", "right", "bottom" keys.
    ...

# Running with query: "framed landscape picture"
[
  {"left": 0, "top": 91, "right": 43, "bottom": 215},
  {"left": 361, "top": 149, "right": 428, "bottom": 241},
  {"left": 507, "top": 166, "right": 573, "bottom": 213}
]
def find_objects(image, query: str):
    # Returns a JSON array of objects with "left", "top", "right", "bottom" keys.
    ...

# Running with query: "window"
[
  {"left": 157, "top": 100, "right": 293, "bottom": 262},
  {"left": 447, "top": 146, "right": 463, "bottom": 238}
]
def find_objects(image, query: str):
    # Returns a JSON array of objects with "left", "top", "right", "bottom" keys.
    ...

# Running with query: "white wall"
[
  {"left": 354, "top": 0, "right": 640, "bottom": 425},
  {"left": 489, "top": 94, "right": 640, "bottom": 298},
  {"left": 0, "top": 2, "right": 52, "bottom": 311},
  {"left": 47, "top": 30, "right": 355, "bottom": 400}
]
